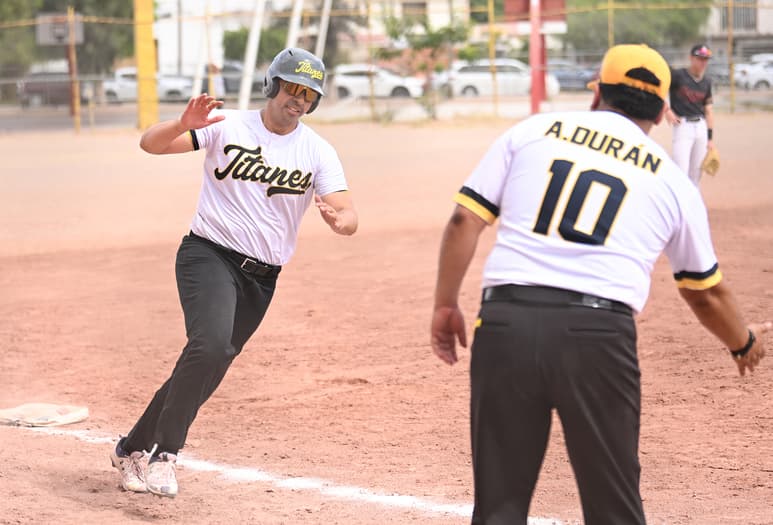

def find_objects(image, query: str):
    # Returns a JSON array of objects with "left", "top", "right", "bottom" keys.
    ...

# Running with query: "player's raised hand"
[
  {"left": 733, "top": 321, "right": 771, "bottom": 376},
  {"left": 179, "top": 93, "right": 225, "bottom": 130}
]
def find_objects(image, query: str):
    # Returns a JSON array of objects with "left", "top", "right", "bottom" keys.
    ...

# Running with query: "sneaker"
[
  {"left": 110, "top": 444, "right": 147, "bottom": 493},
  {"left": 146, "top": 452, "right": 178, "bottom": 498}
]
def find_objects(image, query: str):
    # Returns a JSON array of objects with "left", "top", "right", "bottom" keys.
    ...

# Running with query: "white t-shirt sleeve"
[
  {"left": 313, "top": 139, "right": 348, "bottom": 196},
  {"left": 453, "top": 129, "right": 518, "bottom": 224},
  {"left": 664, "top": 188, "right": 722, "bottom": 290}
]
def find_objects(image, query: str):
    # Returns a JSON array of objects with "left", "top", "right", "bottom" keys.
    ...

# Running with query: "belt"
[
  {"left": 482, "top": 284, "right": 632, "bottom": 316},
  {"left": 188, "top": 231, "right": 281, "bottom": 278},
  {"left": 683, "top": 115, "right": 703, "bottom": 122}
]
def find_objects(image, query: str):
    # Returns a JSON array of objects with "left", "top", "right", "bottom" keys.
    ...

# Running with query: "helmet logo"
[{"left": 295, "top": 60, "right": 324, "bottom": 80}]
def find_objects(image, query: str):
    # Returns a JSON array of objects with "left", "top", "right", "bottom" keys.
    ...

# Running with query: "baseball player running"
[
  {"left": 665, "top": 44, "right": 716, "bottom": 186},
  {"left": 110, "top": 48, "right": 358, "bottom": 497},
  {"left": 431, "top": 44, "right": 768, "bottom": 524}
]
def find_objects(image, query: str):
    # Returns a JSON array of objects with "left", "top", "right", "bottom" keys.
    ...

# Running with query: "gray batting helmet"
[{"left": 263, "top": 47, "right": 326, "bottom": 113}]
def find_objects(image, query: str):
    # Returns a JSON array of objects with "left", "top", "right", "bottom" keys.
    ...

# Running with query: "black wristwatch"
[{"left": 730, "top": 329, "right": 755, "bottom": 360}]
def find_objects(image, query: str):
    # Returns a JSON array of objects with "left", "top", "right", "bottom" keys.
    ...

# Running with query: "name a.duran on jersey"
[
  {"left": 544, "top": 120, "right": 662, "bottom": 175},
  {"left": 214, "top": 144, "right": 312, "bottom": 196}
]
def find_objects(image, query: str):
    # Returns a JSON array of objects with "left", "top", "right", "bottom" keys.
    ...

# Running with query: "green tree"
[
  {"left": 0, "top": 0, "right": 44, "bottom": 76},
  {"left": 469, "top": 0, "right": 505, "bottom": 24},
  {"left": 300, "top": 0, "right": 368, "bottom": 67},
  {"left": 382, "top": 17, "right": 469, "bottom": 118},
  {"left": 223, "top": 25, "right": 288, "bottom": 66},
  {"left": 38, "top": 0, "right": 134, "bottom": 74},
  {"left": 563, "top": 0, "right": 710, "bottom": 57}
]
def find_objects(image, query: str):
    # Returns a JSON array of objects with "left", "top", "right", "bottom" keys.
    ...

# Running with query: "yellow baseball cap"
[{"left": 591, "top": 44, "right": 671, "bottom": 102}]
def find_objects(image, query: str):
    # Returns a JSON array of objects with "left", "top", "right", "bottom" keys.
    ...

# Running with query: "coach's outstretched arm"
[
  {"left": 140, "top": 94, "right": 224, "bottom": 155},
  {"left": 679, "top": 281, "right": 769, "bottom": 376}
]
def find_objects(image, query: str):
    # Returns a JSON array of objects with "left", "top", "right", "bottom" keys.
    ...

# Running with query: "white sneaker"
[
  {"left": 110, "top": 448, "right": 147, "bottom": 493},
  {"left": 146, "top": 452, "right": 178, "bottom": 497}
]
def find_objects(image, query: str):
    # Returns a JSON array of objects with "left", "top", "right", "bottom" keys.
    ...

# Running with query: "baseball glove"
[{"left": 701, "top": 147, "right": 720, "bottom": 177}]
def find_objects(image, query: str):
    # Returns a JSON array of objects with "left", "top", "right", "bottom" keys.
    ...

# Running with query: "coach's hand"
[
  {"left": 431, "top": 305, "right": 467, "bottom": 365},
  {"left": 733, "top": 321, "right": 771, "bottom": 376}
]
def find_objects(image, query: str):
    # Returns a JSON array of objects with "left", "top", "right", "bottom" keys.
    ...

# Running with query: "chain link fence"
[{"left": 1, "top": 1, "right": 771, "bottom": 127}]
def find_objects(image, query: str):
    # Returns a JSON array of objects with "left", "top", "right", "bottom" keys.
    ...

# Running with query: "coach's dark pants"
[
  {"left": 470, "top": 286, "right": 644, "bottom": 525},
  {"left": 123, "top": 233, "right": 277, "bottom": 455}
]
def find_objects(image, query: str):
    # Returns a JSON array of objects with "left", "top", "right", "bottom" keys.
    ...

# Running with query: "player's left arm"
[
  {"left": 315, "top": 191, "right": 358, "bottom": 235},
  {"left": 704, "top": 79, "right": 715, "bottom": 150},
  {"left": 705, "top": 102, "right": 715, "bottom": 150}
]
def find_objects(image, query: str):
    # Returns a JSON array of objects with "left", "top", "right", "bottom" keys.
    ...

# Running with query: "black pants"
[
  {"left": 123, "top": 233, "right": 277, "bottom": 455},
  {"left": 470, "top": 286, "right": 644, "bottom": 525}
]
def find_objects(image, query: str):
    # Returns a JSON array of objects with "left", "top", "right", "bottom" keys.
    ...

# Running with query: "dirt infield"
[{"left": 1, "top": 111, "right": 772, "bottom": 525}]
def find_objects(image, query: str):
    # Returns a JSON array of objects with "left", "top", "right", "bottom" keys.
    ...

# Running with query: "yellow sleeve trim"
[
  {"left": 474, "top": 317, "right": 482, "bottom": 328},
  {"left": 676, "top": 269, "right": 723, "bottom": 290},
  {"left": 454, "top": 193, "right": 496, "bottom": 224}
]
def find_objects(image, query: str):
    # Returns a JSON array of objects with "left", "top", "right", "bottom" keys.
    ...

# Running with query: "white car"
[
  {"left": 437, "top": 58, "right": 560, "bottom": 98},
  {"left": 734, "top": 60, "right": 773, "bottom": 90},
  {"left": 333, "top": 64, "right": 424, "bottom": 99},
  {"left": 103, "top": 67, "right": 194, "bottom": 103}
]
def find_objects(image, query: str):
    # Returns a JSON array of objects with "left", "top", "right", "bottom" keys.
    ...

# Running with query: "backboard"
[{"left": 36, "top": 12, "right": 84, "bottom": 46}]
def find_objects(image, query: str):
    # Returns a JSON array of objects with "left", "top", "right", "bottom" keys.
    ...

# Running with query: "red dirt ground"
[{"left": 1, "top": 112, "right": 772, "bottom": 525}]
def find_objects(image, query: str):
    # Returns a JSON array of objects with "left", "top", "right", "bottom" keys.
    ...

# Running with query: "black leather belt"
[
  {"left": 683, "top": 115, "right": 703, "bottom": 122},
  {"left": 188, "top": 231, "right": 281, "bottom": 278},
  {"left": 482, "top": 284, "right": 632, "bottom": 316}
]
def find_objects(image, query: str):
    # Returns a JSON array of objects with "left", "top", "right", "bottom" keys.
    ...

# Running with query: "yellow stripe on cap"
[{"left": 598, "top": 44, "right": 671, "bottom": 101}]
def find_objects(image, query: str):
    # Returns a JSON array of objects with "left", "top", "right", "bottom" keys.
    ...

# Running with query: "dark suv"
[{"left": 17, "top": 72, "right": 78, "bottom": 107}]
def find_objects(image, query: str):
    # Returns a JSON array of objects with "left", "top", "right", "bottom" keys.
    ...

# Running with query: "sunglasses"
[{"left": 280, "top": 80, "right": 320, "bottom": 103}]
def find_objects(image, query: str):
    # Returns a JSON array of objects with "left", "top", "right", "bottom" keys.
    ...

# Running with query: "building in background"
[
  {"left": 154, "top": 0, "right": 256, "bottom": 76},
  {"left": 151, "top": 0, "right": 473, "bottom": 76},
  {"left": 706, "top": 0, "right": 773, "bottom": 58}
]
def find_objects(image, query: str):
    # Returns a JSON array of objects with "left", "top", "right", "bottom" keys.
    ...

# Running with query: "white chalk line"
[{"left": 24, "top": 426, "right": 564, "bottom": 524}]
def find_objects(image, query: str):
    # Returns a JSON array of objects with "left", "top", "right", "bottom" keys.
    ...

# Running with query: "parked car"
[
  {"left": 332, "top": 63, "right": 424, "bottom": 99},
  {"left": 735, "top": 61, "right": 773, "bottom": 90},
  {"left": 199, "top": 60, "right": 265, "bottom": 97},
  {"left": 436, "top": 58, "right": 560, "bottom": 98},
  {"left": 16, "top": 72, "right": 88, "bottom": 107},
  {"left": 733, "top": 53, "right": 773, "bottom": 88},
  {"left": 547, "top": 59, "right": 597, "bottom": 91},
  {"left": 103, "top": 66, "right": 194, "bottom": 103}
]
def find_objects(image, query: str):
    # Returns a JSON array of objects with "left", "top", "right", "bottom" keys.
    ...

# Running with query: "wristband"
[
  {"left": 707, "top": 128, "right": 713, "bottom": 140},
  {"left": 730, "top": 329, "right": 755, "bottom": 360}
]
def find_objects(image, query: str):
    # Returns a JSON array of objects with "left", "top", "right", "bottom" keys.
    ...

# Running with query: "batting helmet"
[{"left": 263, "top": 48, "right": 326, "bottom": 114}]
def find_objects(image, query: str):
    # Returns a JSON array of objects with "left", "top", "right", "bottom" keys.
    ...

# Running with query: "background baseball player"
[
  {"left": 665, "top": 43, "right": 716, "bottom": 186},
  {"left": 431, "top": 44, "right": 768, "bottom": 524},
  {"left": 110, "top": 47, "right": 358, "bottom": 497}
]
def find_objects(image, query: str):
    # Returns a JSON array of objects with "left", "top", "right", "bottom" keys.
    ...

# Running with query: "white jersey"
[
  {"left": 189, "top": 109, "right": 348, "bottom": 265},
  {"left": 455, "top": 110, "right": 721, "bottom": 313}
]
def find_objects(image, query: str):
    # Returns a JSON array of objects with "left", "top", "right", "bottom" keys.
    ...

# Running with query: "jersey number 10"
[{"left": 533, "top": 159, "right": 628, "bottom": 245}]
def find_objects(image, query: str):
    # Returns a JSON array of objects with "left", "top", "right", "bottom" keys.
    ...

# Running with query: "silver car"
[
  {"left": 333, "top": 63, "right": 425, "bottom": 99},
  {"left": 438, "top": 58, "right": 560, "bottom": 98}
]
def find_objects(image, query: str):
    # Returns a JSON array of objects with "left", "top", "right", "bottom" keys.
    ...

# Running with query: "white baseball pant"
[{"left": 671, "top": 117, "right": 708, "bottom": 186}]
